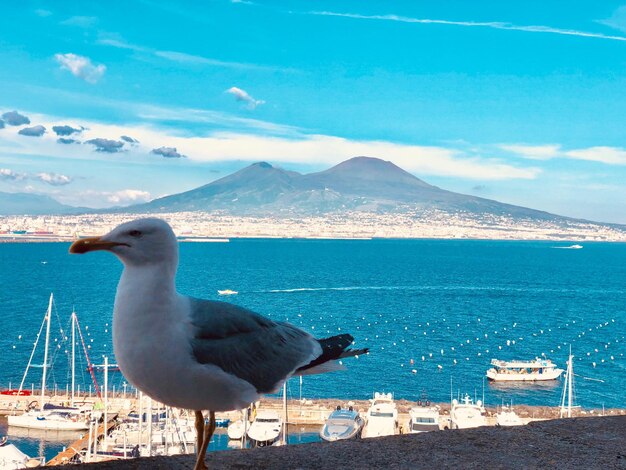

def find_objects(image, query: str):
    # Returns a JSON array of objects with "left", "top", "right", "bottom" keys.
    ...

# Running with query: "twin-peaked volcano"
[{"left": 125, "top": 156, "right": 557, "bottom": 219}]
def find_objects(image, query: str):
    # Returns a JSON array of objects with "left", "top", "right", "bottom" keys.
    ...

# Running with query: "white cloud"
[
  {"left": 310, "top": 11, "right": 626, "bottom": 42},
  {"left": 0, "top": 111, "right": 540, "bottom": 181},
  {"left": 500, "top": 144, "right": 562, "bottom": 160},
  {"left": 54, "top": 53, "right": 106, "bottom": 84},
  {"left": 226, "top": 87, "right": 265, "bottom": 110},
  {"left": 0, "top": 168, "right": 26, "bottom": 181},
  {"left": 566, "top": 147, "right": 626, "bottom": 165},
  {"left": 599, "top": 6, "right": 626, "bottom": 33},
  {"left": 61, "top": 16, "right": 98, "bottom": 28},
  {"left": 35, "top": 172, "right": 72, "bottom": 186},
  {"left": 105, "top": 189, "right": 151, "bottom": 204}
]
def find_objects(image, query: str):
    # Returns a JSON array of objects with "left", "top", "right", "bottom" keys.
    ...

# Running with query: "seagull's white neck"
[{"left": 119, "top": 260, "right": 177, "bottom": 295}]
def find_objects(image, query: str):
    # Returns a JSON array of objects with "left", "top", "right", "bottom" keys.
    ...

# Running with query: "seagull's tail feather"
[{"left": 295, "top": 334, "right": 369, "bottom": 376}]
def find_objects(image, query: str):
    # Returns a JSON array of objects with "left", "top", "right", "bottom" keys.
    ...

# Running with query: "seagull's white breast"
[{"left": 112, "top": 267, "right": 258, "bottom": 411}]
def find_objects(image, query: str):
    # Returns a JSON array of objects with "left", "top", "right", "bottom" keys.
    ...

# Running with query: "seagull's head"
[{"left": 69, "top": 218, "right": 178, "bottom": 268}]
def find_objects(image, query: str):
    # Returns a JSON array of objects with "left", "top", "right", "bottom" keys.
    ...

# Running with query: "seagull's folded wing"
[{"left": 188, "top": 298, "right": 321, "bottom": 394}]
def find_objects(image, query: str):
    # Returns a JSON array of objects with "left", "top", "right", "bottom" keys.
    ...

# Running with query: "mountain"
[
  {"left": 0, "top": 192, "right": 81, "bottom": 215},
  {"left": 124, "top": 156, "right": 559, "bottom": 220}
]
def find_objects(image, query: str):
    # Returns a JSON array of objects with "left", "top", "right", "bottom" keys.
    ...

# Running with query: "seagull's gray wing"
[{"left": 188, "top": 298, "right": 320, "bottom": 393}]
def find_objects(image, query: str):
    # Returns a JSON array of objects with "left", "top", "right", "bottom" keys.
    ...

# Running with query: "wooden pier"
[{"left": 47, "top": 417, "right": 118, "bottom": 466}]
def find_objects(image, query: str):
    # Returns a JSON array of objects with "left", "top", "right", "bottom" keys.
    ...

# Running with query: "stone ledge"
[{"left": 63, "top": 416, "right": 626, "bottom": 469}]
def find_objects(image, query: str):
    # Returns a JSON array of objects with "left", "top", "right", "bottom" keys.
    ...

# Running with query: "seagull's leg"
[
  {"left": 196, "top": 411, "right": 216, "bottom": 470},
  {"left": 194, "top": 410, "right": 206, "bottom": 470}
]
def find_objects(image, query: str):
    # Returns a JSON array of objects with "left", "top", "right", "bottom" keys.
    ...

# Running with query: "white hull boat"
[
  {"left": 320, "top": 407, "right": 364, "bottom": 442},
  {"left": 8, "top": 411, "right": 88, "bottom": 431},
  {"left": 496, "top": 406, "right": 523, "bottom": 427},
  {"left": 449, "top": 395, "right": 486, "bottom": 430},
  {"left": 487, "top": 358, "right": 563, "bottom": 382},
  {"left": 362, "top": 392, "right": 398, "bottom": 438},
  {"left": 0, "top": 442, "right": 42, "bottom": 469},
  {"left": 246, "top": 411, "right": 282, "bottom": 446},
  {"left": 227, "top": 420, "right": 245, "bottom": 440},
  {"left": 408, "top": 402, "right": 440, "bottom": 433}
]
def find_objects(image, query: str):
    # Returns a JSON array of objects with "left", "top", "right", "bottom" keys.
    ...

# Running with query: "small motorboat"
[
  {"left": 246, "top": 411, "right": 282, "bottom": 447},
  {"left": 0, "top": 436, "right": 7, "bottom": 447},
  {"left": 320, "top": 406, "right": 364, "bottom": 442},
  {"left": 496, "top": 405, "right": 523, "bottom": 426},
  {"left": 217, "top": 289, "right": 238, "bottom": 296},
  {"left": 227, "top": 419, "right": 245, "bottom": 440}
]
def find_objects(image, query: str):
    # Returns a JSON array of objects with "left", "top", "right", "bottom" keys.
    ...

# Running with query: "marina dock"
[{"left": 47, "top": 417, "right": 118, "bottom": 466}]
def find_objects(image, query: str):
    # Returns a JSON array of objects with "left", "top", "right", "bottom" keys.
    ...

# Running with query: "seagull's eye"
[{"left": 128, "top": 230, "right": 142, "bottom": 238}]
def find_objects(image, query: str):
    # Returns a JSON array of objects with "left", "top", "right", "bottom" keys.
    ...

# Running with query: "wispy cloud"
[
  {"left": 502, "top": 143, "right": 626, "bottom": 166},
  {"left": 0, "top": 168, "right": 26, "bottom": 181},
  {"left": 500, "top": 144, "right": 561, "bottom": 160},
  {"left": 60, "top": 16, "right": 98, "bottom": 28},
  {"left": 566, "top": 147, "right": 626, "bottom": 165},
  {"left": 309, "top": 11, "right": 626, "bottom": 42},
  {"left": 226, "top": 86, "right": 265, "bottom": 110},
  {"left": 55, "top": 53, "right": 106, "bottom": 84},
  {"left": 97, "top": 34, "right": 285, "bottom": 71},
  {"left": 0, "top": 111, "right": 540, "bottom": 181},
  {"left": 598, "top": 6, "right": 626, "bottom": 33},
  {"left": 1, "top": 168, "right": 72, "bottom": 185},
  {"left": 35, "top": 172, "right": 73, "bottom": 186}
]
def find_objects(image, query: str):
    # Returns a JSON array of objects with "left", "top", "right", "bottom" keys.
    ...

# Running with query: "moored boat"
[
  {"left": 362, "top": 392, "right": 398, "bottom": 438},
  {"left": 449, "top": 394, "right": 486, "bottom": 430},
  {"left": 496, "top": 405, "right": 523, "bottom": 426},
  {"left": 217, "top": 289, "right": 238, "bottom": 296},
  {"left": 407, "top": 397, "right": 440, "bottom": 433},
  {"left": 246, "top": 411, "right": 282, "bottom": 446},
  {"left": 486, "top": 358, "right": 564, "bottom": 382},
  {"left": 320, "top": 406, "right": 364, "bottom": 442}
]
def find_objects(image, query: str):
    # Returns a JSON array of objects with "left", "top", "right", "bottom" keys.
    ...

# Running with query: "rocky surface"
[{"left": 62, "top": 415, "right": 625, "bottom": 469}]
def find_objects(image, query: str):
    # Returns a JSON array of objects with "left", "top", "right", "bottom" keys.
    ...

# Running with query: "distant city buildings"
[{"left": 1, "top": 210, "right": 625, "bottom": 241}]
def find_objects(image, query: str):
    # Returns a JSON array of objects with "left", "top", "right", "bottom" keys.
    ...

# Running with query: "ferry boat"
[{"left": 486, "top": 358, "right": 564, "bottom": 382}]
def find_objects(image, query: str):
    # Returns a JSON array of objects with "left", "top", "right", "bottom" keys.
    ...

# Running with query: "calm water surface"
[{"left": 1, "top": 239, "right": 625, "bottom": 459}]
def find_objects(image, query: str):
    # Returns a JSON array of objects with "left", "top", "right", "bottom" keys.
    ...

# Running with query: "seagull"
[{"left": 70, "top": 218, "right": 367, "bottom": 469}]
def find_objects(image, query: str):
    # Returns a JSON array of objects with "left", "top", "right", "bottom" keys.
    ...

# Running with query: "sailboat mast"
[
  {"left": 40, "top": 293, "right": 53, "bottom": 412},
  {"left": 71, "top": 310, "right": 76, "bottom": 407},
  {"left": 567, "top": 346, "right": 573, "bottom": 418}
]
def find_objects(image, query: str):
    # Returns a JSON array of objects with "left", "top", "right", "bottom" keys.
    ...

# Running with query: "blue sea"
[{"left": 0, "top": 239, "right": 625, "bottom": 459}]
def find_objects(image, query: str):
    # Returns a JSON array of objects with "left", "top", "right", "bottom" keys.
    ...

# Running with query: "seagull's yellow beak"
[{"left": 69, "top": 236, "right": 127, "bottom": 254}]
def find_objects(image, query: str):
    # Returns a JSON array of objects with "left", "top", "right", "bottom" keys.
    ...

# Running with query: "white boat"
[
  {"left": 362, "top": 392, "right": 398, "bottom": 438},
  {"left": 320, "top": 407, "right": 364, "bottom": 441},
  {"left": 495, "top": 405, "right": 523, "bottom": 426},
  {"left": 553, "top": 244, "right": 583, "bottom": 249},
  {"left": 246, "top": 411, "right": 282, "bottom": 446},
  {"left": 407, "top": 398, "right": 440, "bottom": 433},
  {"left": 0, "top": 442, "right": 42, "bottom": 469},
  {"left": 8, "top": 408, "right": 88, "bottom": 431},
  {"left": 486, "top": 358, "right": 564, "bottom": 382},
  {"left": 449, "top": 395, "right": 486, "bottom": 429},
  {"left": 8, "top": 295, "right": 89, "bottom": 431},
  {"left": 227, "top": 419, "right": 245, "bottom": 440},
  {"left": 217, "top": 289, "right": 238, "bottom": 296}
]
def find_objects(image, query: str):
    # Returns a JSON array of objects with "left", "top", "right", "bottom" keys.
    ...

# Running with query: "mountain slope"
[
  {"left": 0, "top": 192, "right": 80, "bottom": 215},
  {"left": 123, "top": 156, "right": 559, "bottom": 220}
]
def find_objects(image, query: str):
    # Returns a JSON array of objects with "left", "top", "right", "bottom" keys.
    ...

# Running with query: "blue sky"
[{"left": 1, "top": 1, "right": 626, "bottom": 222}]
